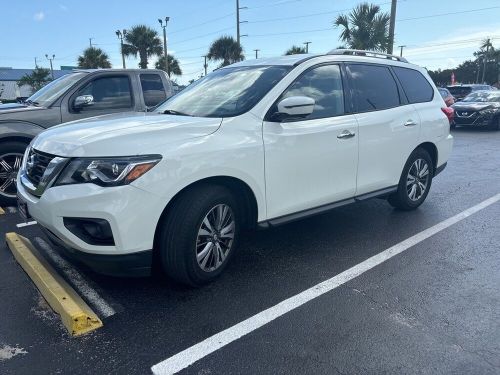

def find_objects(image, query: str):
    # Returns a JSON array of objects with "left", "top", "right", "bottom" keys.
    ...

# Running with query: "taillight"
[{"left": 441, "top": 107, "right": 454, "bottom": 124}]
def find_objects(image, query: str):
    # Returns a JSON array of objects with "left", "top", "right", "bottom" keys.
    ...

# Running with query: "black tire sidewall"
[{"left": 0, "top": 141, "right": 29, "bottom": 205}]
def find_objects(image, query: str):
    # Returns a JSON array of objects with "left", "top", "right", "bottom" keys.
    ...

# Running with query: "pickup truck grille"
[{"left": 25, "top": 148, "right": 54, "bottom": 186}]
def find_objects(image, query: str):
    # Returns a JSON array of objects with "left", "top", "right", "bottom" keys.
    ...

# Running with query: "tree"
[
  {"left": 207, "top": 36, "right": 244, "bottom": 67},
  {"left": 155, "top": 54, "right": 182, "bottom": 76},
  {"left": 17, "top": 67, "right": 51, "bottom": 92},
  {"left": 77, "top": 47, "right": 112, "bottom": 69},
  {"left": 284, "top": 45, "right": 307, "bottom": 55},
  {"left": 334, "top": 2, "right": 390, "bottom": 52},
  {"left": 122, "top": 25, "right": 163, "bottom": 69}
]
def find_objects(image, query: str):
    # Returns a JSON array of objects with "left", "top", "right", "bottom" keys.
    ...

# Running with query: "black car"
[
  {"left": 451, "top": 91, "right": 500, "bottom": 130},
  {"left": 447, "top": 84, "right": 495, "bottom": 101}
]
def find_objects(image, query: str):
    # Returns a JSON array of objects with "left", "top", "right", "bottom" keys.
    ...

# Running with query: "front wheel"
[
  {"left": 158, "top": 185, "right": 240, "bottom": 286},
  {"left": 488, "top": 117, "right": 500, "bottom": 131},
  {"left": 0, "top": 141, "right": 28, "bottom": 206},
  {"left": 388, "top": 148, "right": 434, "bottom": 210}
]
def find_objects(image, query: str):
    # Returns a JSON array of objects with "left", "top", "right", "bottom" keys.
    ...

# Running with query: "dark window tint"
[
  {"left": 279, "top": 64, "right": 344, "bottom": 120},
  {"left": 393, "top": 67, "right": 433, "bottom": 103},
  {"left": 76, "top": 76, "right": 132, "bottom": 110},
  {"left": 348, "top": 64, "right": 400, "bottom": 112},
  {"left": 140, "top": 74, "right": 167, "bottom": 107},
  {"left": 447, "top": 86, "right": 471, "bottom": 97}
]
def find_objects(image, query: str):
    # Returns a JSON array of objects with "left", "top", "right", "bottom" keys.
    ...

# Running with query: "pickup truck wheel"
[
  {"left": 0, "top": 141, "right": 28, "bottom": 206},
  {"left": 388, "top": 148, "right": 434, "bottom": 211},
  {"left": 158, "top": 185, "right": 240, "bottom": 286}
]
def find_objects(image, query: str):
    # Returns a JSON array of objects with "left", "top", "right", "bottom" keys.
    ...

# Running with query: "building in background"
[{"left": 0, "top": 67, "right": 72, "bottom": 101}]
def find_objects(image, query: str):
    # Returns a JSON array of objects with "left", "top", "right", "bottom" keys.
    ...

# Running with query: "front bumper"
[
  {"left": 16, "top": 178, "right": 166, "bottom": 274},
  {"left": 453, "top": 112, "right": 495, "bottom": 127}
]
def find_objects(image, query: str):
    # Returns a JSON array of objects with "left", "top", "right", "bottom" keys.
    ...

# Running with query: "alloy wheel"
[
  {"left": 0, "top": 153, "right": 23, "bottom": 198},
  {"left": 195, "top": 204, "right": 235, "bottom": 272},
  {"left": 406, "top": 158, "right": 430, "bottom": 202}
]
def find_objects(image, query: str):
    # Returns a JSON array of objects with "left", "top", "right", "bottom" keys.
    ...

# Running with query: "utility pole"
[
  {"left": 303, "top": 41, "right": 311, "bottom": 53},
  {"left": 236, "top": 0, "right": 248, "bottom": 48},
  {"left": 116, "top": 29, "right": 127, "bottom": 69},
  {"left": 34, "top": 57, "right": 38, "bottom": 68},
  {"left": 89, "top": 38, "right": 94, "bottom": 47},
  {"left": 387, "top": 0, "right": 397, "bottom": 54},
  {"left": 254, "top": 49, "right": 260, "bottom": 59},
  {"left": 45, "top": 54, "right": 55, "bottom": 79},
  {"left": 158, "top": 17, "right": 170, "bottom": 76},
  {"left": 398, "top": 45, "right": 406, "bottom": 57},
  {"left": 202, "top": 55, "right": 208, "bottom": 76},
  {"left": 481, "top": 38, "right": 490, "bottom": 83}
]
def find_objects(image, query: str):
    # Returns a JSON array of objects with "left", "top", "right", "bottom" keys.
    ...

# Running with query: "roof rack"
[{"left": 327, "top": 49, "right": 408, "bottom": 63}]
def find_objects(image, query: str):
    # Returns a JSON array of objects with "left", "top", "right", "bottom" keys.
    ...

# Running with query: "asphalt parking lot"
[{"left": 1, "top": 128, "right": 499, "bottom": 375}]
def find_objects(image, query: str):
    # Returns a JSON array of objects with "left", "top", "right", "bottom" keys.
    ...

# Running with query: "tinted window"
[
  {"left": 348, "top": 64, "right": 400, "bottom": 112},
  {"left": 278, "top": 64, "right": 345, "bottom": 120},
  {"left": 140, "top": 74, "right": 166, "bottom": 107},
  {"left": 76, "top": 76, "right": 132, "bottom": 111},
  {"left": 393, "top": 67, "right": 433, "bottom": 103},
  {"left": 447, "top": 86, "right": 471, "bottom": 97}
]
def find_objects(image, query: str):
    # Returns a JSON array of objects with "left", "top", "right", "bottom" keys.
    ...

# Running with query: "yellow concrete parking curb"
[
  {"left": 5, "top": 232, "right": 103, "bottom": 336},
  {"left": 0, "top": 207, "right": 5, "bottom": 215}
]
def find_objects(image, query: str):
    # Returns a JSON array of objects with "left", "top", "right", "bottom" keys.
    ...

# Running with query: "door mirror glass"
[
  {"left": 274, "top": 96, "right": 315, "bottom": 121},
  {"left": 73, "top": 95, "right": 94, "bottom": 109}
]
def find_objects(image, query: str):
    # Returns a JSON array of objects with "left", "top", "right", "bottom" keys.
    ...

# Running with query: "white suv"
[{"left": 17, "top": 50, "right": 454, "bottom": 285}]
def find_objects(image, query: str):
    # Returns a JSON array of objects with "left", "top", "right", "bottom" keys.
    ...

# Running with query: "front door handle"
[
  {"left": 337, "top": 130, "right": 356, "bottom": 139},
  {"left": 404, "top": 120, "right": 417, "bottom": 127}
]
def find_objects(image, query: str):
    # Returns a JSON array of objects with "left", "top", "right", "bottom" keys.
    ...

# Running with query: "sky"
[{"left": 1, "top": 0, "right": 499, "bottom": 84}]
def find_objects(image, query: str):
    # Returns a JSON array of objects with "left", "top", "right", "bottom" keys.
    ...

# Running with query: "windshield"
[
  {"left": 27, "top": 72, "right": 87, "bottom": 106},
  {"left": 462, "top": 91, "right": 500, "bottom": 103},
  {"left": 447, "top": 86, "right": 471, "bottom": 97},
  {"left": 156, "top": 65, "right": 291, "bottom": 117}
]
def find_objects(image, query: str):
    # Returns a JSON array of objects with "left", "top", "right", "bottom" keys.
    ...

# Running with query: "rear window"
[
  {"left": 447, "top": 86, "right": 471, "bottom": 97},
  {"left": 140, "top": 74, "right": 167, "bottom": 107},
  {"left": 347, "top": 64, "right": 400, "bottom": 112},
  {"left": 393, "top": 67, "right": 434, "bottom": 103}
]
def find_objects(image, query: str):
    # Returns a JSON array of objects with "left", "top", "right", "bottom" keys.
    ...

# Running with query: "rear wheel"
[
  {"left": 0, "top": 141, "right": 28, "bottom": 206},
  {"left": 158, "top": 184, "right": 240, "bottom": 286},
  {"left": 388, "top": 148, "right": 434, "bottom": 210}
]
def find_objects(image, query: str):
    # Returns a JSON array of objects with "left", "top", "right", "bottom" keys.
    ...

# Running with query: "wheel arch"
[{"left": 416, "top": 142, "right": 438, "bottom": 171}]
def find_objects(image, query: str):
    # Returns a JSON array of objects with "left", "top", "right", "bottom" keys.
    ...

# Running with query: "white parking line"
[
  {"left": 16, "top": 221, "right": 37, "bottom": 228},
  {"left": 151, "top": 192, "right": 500, "bottom": 375},
  {"left": 34, "top": 237, "right": 116, "bottom": 318}
]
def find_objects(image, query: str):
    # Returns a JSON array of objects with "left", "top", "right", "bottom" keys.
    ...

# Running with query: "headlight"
[{"left": 54, "top": 155, "right": 162, "bottom": 187}]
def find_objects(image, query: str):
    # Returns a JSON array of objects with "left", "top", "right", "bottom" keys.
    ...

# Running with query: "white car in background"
[{"left": 17, "top": 50, "right": 454, "bottom": 286}]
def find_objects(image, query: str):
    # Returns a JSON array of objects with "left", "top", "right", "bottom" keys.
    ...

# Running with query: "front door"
[{"left": 263, "top": 64, "right": 359, "bottom": 219}]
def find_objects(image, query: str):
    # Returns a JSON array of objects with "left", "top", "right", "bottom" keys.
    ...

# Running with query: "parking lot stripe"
[
  {"left": 151, "top": 192, "right": 500, "bottom": 375},
  {"left": 16, "top": 221, "right": 37, "bottom": 228},
  {"left": 5, "top": 232, "right": 103, "bottom": 336},
  {"left": 34, "top": 237, "right": 116, "bottom": 318}
]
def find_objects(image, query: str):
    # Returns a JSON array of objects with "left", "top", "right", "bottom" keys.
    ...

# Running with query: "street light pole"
[
  {"left": 159, "top": 17, "right": 170, "bottom": 76},
  {"left": 303, "top": 41, "right": 311, "bottom": 53},
  {"left": 45, "top": 54, "right": 55, "bottom": 79},
  {"left": 481, "top": 38, "right": 490, "bottom": 83},
  {"left": 398, "top": 45, "right": 406, "bottom": 57},
  {"left": 254, "top": 49, "right": 260, "bottom": 59},
  {"left": 116, "top": 30, "right": 127, "bottom": 69},
  {"left": 388, "top": 0, "right": 397, "bottom": 54},
  {"left": 202, "top": 55, "right": 208, "bottom": 76},
  {"left": 89, "top": 38, "right": 94, "bottom": 47},
  {"left": 236, "top": 0, "right": 248, "bottom": 49}
]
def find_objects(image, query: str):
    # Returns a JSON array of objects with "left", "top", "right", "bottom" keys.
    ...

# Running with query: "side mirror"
[
  {"left": 272, "top": 96, "right": 315, "bottom": 121},
  {"left": 73, "top": 95, "right": 94, "bottom": 110}
]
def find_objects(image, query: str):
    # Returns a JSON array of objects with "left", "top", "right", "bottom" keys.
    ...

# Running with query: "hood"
[
  {"left": 451, "top": 102, "right": 498, "bottom": 111},
  {"left": 31, "top": 112, "right": 222, "bottom": 157},
  {"left": 0, "top": 103, "right": 45, "bottom": 114}
]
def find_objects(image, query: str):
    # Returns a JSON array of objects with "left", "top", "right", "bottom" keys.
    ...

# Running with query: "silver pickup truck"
[{"left": 0, "top": 69, "right": 172, "bottom": 204}]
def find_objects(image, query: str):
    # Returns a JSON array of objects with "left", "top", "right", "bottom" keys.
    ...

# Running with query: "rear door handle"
[
  {"left": 404, "top": 120, "right": 417, "bottom": 127},
  {"left": 337, "top": 130, "right": 356, "bottom": 139}
]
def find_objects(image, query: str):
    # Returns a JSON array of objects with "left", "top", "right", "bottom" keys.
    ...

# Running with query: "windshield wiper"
[{"left": 162, "top": 109, "right": 191, "bottom": 116}]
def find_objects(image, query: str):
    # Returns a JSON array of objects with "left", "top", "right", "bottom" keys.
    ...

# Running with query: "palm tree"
[
  {"left": 77, "top": 47, "right": 112, "bottom": 69},
  {"left": 155, "top": 55, "right": 182, "bottom": 76},
  {"left": 284, "top": 45, "right": 307, "bottom": 55},
  {"left": 207, "top": 36, "right": 244, "bottom": 67},
  {"left": 334, "top": 2, "right": 390, "bottom": 52},
  {"left": 122, "top": 25, "right": 163, "bottom": 69},
  {"left": 17, "top": 67, "right": 51, "bottom": 91}
]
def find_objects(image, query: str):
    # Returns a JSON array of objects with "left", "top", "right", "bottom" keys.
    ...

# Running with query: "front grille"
[
  {"left": 25, "top": 148, "right": 55, "bottom": 186},
  {"left": 456, "top": 110, "right": 477, "bottom": 118}
]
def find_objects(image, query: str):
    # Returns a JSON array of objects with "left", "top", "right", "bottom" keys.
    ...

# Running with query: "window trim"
[
  {"left": 391, "top": 65, "right": 435, "bottom": 104},
  {"left": 264, "top": 62, "right": 349, "bottom": 122},
  {"left": 345, "top": 62, "right": 404, "bottom": 114},
  {"left": 69, "top": 74, "right": 135, "bottom": 114}
]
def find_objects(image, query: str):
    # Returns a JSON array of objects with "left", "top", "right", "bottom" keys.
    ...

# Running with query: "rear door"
[{"left": 347, "top": 63, "right": 421, "bottom": 195}]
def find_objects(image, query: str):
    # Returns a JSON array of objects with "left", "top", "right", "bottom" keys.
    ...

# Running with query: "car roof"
[
  {"left": 224, "top": 54, "right": 316, "bottom": 68},
  {"left": 71, "top": 68, "right": 165, "bottom": 74}
]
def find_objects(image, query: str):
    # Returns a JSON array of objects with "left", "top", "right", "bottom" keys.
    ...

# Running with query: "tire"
[
  {"left": 450, "top": 122, "right": 456, "bottom": 130},
  {"left": 158, "top": 184, "right": 241, "bottom": 286},
  {"left": 0, "top": 141, "right": 29, "bottom": 206},
  {"left": 488, "top": 117, "right": 500, "bottom": 131},
  {"left": 388, "top": 148, "right": 434, "bottom": 211}
]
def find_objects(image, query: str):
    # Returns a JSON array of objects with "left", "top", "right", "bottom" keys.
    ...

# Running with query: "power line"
[
  {"left": 169, "top": 12, "right": 235, "bottom": 35},
  {"left": 398, "top": 6, "right": 500, "bottom": 21}
]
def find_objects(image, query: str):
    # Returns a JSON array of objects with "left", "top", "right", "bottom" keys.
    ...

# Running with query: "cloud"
[
  {"left": 33, "top": 11, "right": 45, "bottom": 21},
  {"left": 59, "top": 4, "right": 68, "bottom": 11}
]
